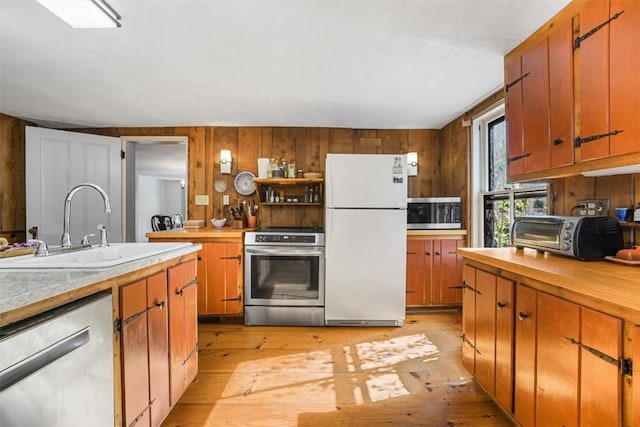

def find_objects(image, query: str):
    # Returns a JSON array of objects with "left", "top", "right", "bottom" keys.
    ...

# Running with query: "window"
[{"left": 471, "top": 103, "right": 547, "bottom": 248}]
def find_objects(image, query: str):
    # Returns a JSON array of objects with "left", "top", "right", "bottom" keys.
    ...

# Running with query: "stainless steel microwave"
[{"left": 407, "top": 197, "right": 462, "bottom": 229}]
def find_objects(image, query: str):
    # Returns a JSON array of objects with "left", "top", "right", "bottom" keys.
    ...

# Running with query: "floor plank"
[{"left": 161, "top": 311, "right": 515, "bottom": 426}]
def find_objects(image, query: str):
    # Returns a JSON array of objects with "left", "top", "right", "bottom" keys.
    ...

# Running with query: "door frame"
[{"left": 120, "top": 136, "right": 188, "bottom": 242}]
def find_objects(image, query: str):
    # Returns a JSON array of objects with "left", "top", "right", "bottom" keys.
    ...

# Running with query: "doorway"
[{"left": 122, "top": 136, "right": 188, "bottom": 242}]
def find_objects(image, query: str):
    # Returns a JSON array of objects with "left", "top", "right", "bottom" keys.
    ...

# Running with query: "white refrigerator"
[{"left": 324, "top": 153, "right": 407, "bottom": 326}]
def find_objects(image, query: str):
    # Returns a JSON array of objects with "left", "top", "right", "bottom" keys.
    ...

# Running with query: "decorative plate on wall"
[
  {"left": 214, "top": 179, "right": 227, "bottom": 193},
  {"left": 233, "top": 171, "right": 256, "bottom": 195}
]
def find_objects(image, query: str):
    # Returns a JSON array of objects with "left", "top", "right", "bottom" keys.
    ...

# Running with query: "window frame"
[{"left": 470, "top": 102, "right": 548, "bottom": 247}]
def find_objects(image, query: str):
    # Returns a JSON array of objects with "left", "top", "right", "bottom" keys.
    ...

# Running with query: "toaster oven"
[{"left": 511, "top": 215, "right": 624, "bottom": 261}]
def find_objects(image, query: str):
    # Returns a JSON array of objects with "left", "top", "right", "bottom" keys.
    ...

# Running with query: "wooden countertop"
[
  {"left": 458, "top": 247, "right": 640, "bottom": 324},
  {"left": 146, "top": 227, "right": 255, "bottom": 240}
]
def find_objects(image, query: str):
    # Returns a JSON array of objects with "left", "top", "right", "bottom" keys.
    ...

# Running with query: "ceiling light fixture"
[{"left": 38, "top": 0, "right": 121, "bottom": 28}]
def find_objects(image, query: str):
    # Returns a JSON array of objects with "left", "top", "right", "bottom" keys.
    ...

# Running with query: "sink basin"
[{"left": 0, "top": 242, "right": 193, "bottom": 269}]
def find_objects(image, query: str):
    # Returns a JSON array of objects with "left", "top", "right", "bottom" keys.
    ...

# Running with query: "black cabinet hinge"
[
  {"left": 574, "top": 130, "right": 623, "bottom": 147},
  {"left": 505, "top": 72, "right": 530, "bottom": 92},
  {"left": 574, "top": 10, "right": 625, "bottom": 50},
  {"left": 566, "top": 337, "right": 632, "bottom": 376},
  {"left": 121, "top": 150, "right": 125, "bottom": 160}
]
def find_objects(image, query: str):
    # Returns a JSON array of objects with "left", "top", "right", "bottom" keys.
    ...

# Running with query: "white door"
[{"left": 26, "top": 127, "right": 122, "bottom": 246}]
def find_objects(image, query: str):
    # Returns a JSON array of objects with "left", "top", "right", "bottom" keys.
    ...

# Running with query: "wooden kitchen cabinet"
[
  {"left": 578, "top": 0, "right": 640, "bottom": 161},
  {"left": 514, "top": 284, "right": 623, "bottom": 427},
  {"left": 461, "top": 265, "right": 514, "bottom": 411},
  {"left": 406, "top": 237, "right": 463, "bottom": 307},
  {"left": 197, "top": 242, "right": 243, "bottom": 316},
  {"left": 168, "top": 259, "right": 198, "bottom": 406},
  {"left": 535, "top": 292, "right": 580, "bottom": 427},
  {"left": 506, "top": 18, "right": 573, "bottom": 179},
  {"left": 120, "top": 271, "right": 170, "bottom": 427}
]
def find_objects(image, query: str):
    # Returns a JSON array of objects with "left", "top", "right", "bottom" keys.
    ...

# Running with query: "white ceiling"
[{"left": 1, "top": 0, "right": 571, "bottom": 130}]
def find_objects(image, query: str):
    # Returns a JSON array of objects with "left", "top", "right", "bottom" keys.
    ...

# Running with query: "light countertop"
[{"left": 0, "top": 243, "right": 201, "bottom": 327}]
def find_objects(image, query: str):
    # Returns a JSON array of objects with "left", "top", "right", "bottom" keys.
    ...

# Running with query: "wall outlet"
[
  {"left": 195, "top": 195, "right": 209, "bottom": 205},
  {"left": 577, "top": 199, "right": 609, "bottom": 216},
  {"left": 222, "top": 194, "right": 230, "bottom": 205}
]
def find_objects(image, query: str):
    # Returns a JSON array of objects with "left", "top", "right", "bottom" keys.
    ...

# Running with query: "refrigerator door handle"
[{"left": 325, "top": 208, "right": 332, "bottom": 259}]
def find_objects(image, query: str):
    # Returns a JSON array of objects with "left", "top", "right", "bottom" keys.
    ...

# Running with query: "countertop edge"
[
  {"left": 0, "top": 244, "right": 201, "bottom": 327},
  {"left": 457, "top": 247, "right": 640, "bottom": 324}
]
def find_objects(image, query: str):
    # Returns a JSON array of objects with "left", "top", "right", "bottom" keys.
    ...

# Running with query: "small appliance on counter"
[
  {"left": 407, "top": 197, "right": 461, "bottom": 229},
  {"left": 511, "top": 215, "right": 624, "bottom": 261}
]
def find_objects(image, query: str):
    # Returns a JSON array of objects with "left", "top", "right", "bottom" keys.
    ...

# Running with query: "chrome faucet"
[{"left": 61, "top": 183, "right": 112, "bottom": 248}]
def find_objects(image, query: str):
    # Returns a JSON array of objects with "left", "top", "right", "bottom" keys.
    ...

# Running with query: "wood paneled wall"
[
  {"left": 0, "top": 113, "right": 32, "bottom": 243},
  {"left": 77, "top": 126, "right": 441, "bottom": 225}
]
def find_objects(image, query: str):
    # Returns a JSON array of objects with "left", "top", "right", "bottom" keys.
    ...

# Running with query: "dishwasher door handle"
[{"left": 0, "top": 327, "right": 90, "bottom": 393}]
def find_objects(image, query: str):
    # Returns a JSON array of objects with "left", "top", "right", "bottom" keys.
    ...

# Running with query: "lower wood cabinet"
[
  {"left": 168, "top": 259, "right": 198, "bottom": 406},
  {"left": 197, "top": 242, "right": 243, "bottom": 316},
  {"left": 462, "top": 265, "right": 514, "bottom": 411},
  {"left": 463, "top": 262, "right": 626, "bottom": 427},
  {"left": 406, "top": 237, "right": 464, "bottom": 307},
  {"left": 120, "top": 272, "right": 170, "bottom": 427}
]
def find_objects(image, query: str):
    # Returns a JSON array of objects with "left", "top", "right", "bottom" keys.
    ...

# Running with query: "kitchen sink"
[{"left": 0, "top": 242, "right": 193, "bottom": 269}]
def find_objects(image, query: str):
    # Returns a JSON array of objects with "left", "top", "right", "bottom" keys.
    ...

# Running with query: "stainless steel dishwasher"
[{"left": 0, "top": 292, "right": 114, "bottom": 427}]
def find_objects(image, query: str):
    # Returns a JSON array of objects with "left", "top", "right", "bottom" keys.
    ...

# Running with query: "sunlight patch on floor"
[
  {"left": 355, "top": 333, "right": 439, "bottom": 370},
  {"left": 209, "top": 333, "right": 440, "bottom": 424}
]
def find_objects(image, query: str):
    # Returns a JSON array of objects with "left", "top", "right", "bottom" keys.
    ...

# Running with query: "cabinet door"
[
  {"left": 120, "top": 280, "right": 151, "bottom": 427},
  {"left": 461, "top": 264, "right": 477, "bottom": 374},
  {"left": 495, "top": 277, "right": 514, "bottom": 413},
  {"left": 580, "top": 307, "right": 622, "bottom": 426},
  {"left": 146, "top": 272, "right": 170, "bottom": 427},
  {"left": 521, "top": 37, "right": 550, "bottom": 173},
  {"left": 506, "top": 57, "right": 525, "bottom": 177},
  {"left": 578, "top": 0, "right": 611, "bottom": 161},
  {"left": 406, "top": 239, "right": 426, "bottom": 306},
  {"left": 168, "top": 260, "right": 198, "bottom": 406},
  {"left": 536, "top": 293, "right": 579, "bottom": 427},
  {"left": 548, "top": 18, "right": 574, "bottom": 168},
  {"left": 205, "top": 242, "right": 243, "bottom": 315},
  {"left": 514, "top": 284, "right": 537, "bottom": 427},
  {"left": 196, "top": 247, "right": 208, "bottom": 315},
  {"left": 433, "top": 239, "right": 463, "bottom": 305},
  {"left": 610, "top": 0, "right": 640, "bottom": 156},
  {"left": 474, "top": 270, "right": 497, "bottom": 395}
]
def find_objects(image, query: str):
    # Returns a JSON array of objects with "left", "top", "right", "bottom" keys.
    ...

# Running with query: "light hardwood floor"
[{"left": 161, "top": 311, "right": 514, "bottom": 427}]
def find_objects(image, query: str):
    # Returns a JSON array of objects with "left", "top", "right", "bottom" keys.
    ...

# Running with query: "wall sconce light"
[
  {"left": 407, "top": 152, "right": 418, "bottom": 176},
  {"left": 220, "top": 149, "right": 232, "bottom": 174},
  {"left": 38, "top": 0, "right": 122, "bottom": 28}
]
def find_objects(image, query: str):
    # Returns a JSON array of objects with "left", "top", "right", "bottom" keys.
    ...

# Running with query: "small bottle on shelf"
[
  {"left": 313, "top": 185, "right": 319, "bottom": 203},
  {"left": 304, "top": 186, "right": 309, "bottom": 203}
]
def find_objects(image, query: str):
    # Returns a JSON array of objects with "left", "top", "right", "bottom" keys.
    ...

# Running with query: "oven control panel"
[{"left": 255, "top": 234, "right": 317, "bottom": 244}]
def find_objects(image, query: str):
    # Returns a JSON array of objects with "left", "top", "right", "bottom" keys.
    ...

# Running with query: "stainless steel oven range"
[{"left": 244, "top": 227, "right": 325, "bottom": 326}]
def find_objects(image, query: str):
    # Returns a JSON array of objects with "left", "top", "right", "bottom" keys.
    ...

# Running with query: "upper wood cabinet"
[
  {"left": 506, "top": 0, "right": 640, "bottom": 180},
  {"left": 506, "top": 18, "right": 574, "bottom": 178},
  {"left": 579, "top": 0, "right": 640, "bottom": 160}
]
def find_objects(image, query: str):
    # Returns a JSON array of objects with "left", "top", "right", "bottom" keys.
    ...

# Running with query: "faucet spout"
[{"left": 61, "top": 183, "right": 112, "bottom": 248}]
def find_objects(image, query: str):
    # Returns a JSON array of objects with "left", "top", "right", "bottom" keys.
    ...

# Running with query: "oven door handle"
[{"left": 246, "top": 248, "right": 325, "bottom": 256}]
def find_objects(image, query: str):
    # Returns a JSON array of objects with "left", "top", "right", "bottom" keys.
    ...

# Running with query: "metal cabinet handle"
[
  {"left": 518, "top": 311, "right": 529, "bottom": 320},
  {"left": 497, "top": 302, "right": 507, "bottom": 310},
  {"left": 553, "top": 138, "right": 563, "bottom": 146},
  {"left": 0, "top": 327, "right": 90, "bottom": 392}
]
